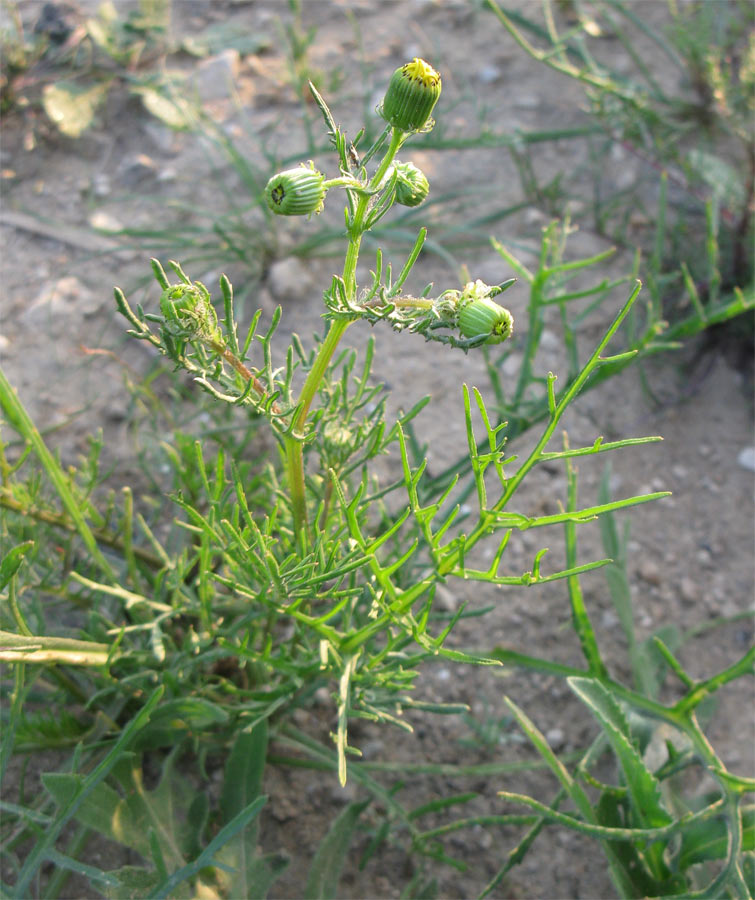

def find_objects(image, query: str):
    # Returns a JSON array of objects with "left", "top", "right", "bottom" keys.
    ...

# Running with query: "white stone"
[
  {"left": 513, "top": 93, "right": 540, "bottom": 110},
  {"left": 191, "top": 49, "right": 240, "bottom": 102},
  {"left": 736, "top": 447, "right": 755, "bottom": 472},
  {"left": 501, "top": 353, "right": 522, "bottom": 377},
  {"left": 266, "top": 257, "right": 314, "bottom": 304},
  {"left": 477, "top": 64, "right": 502, "bottom": 85},
  {"left": 89, "top": 211, "right": 123, "bottom": 232},
  {"left": 539, "top": 329, "right": 559, "bottom": 351}
]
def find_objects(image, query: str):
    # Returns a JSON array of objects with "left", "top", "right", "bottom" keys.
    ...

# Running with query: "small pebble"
[
  {"left": 92, "top": 173, "right": 111, "bottom": 197},
  {"left": 191, "top": 49, "right": 240, "bottom": 101},
  {"left": 736, "top": 447, "right": 755, "bottom": 472},
  {"left": 501, "top": 353, "right": 522, "bottom": 377},
  {"left": 434, "top": 585, "right": 457, "bottom": 612},
  {"left": 513, "top": 93, "right": 540, "bottom": 110},
  {"left": 89, "top": 211, "right": 123, "bottom": 232},
  {"left": 524, "top": 207, "right": 547, "bottom": 226},
  {"left": 118, "top": 153, "right": 157, "bottom": 187},
  {"left": 23, "top": 276, "right": 102, "bottom": 321},
  {"left": 267, "top": 257, "right": 314, "bottom": 304},
  {"left": 539, "top": 329, "right": 559, "bottom": 351},
  {"left": 680, "top": 577, "right": 700, "bottom": 605},
  {"left": 545, "top": 727, "right": 566, "bottom": 750},
  {"left": 477, "top": 64, "right": 502, "bottom": 85},
  {"left": 638, "top": 560, "right": 662, "bottom": 586}
]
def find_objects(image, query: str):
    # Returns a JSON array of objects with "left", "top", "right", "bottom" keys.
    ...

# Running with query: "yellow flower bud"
[{"left": 380, "top": 58, "right": 441, "bottom": 133}]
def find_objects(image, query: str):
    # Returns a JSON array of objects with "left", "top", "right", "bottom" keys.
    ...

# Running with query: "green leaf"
[
  {"left": 0, "top": 368, "right": 115, "bottom": 579},
  {"left": 678, "top": 804, "right": 755, "bottom": 869},
  {"left": 15, "top": 688, "right": 164, "bottom": 897},
  {"left": 0, "top": 541, "right": 34, "bottom": 591},
  {"left": 152, "top": 797, "right": 268, "bottom": 900},
  {"left": 103, "top": 866, "right": 161, "bottom": 900},
  {"left": 305, "top": 800, "right": 370, "bottom": 899},
  {"left": 214, "top": 723, "right": 277, "bottom": 899},
  {"left": 595, "top": 794, "right": 668, "bottom": 898},
  {"left": 134, "top": 697, "right": 229, "bottom": 747},
  {"left": 42, "top": 774, "right": 150, "bottom": 856},
  {"left": 43, "top": 753, "right": 196, "bottom": 874},
  {"left": 220, "top": 722, "right": 267, "bottom": 824},
  {"left": 42, "top": 81, "right": 111, "bottom": 138},
  {"left": 568, "top": 678, "right": 672, "bottom": 829}
]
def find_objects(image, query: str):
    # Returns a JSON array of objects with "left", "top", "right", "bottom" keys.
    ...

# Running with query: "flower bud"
[
  {"left": 459, "top": 296, "right": 513, "bottom": 344},
  {"left": 160, "top": 282, "right": 221, "bottom": 343},
  {"left": 265, "top": 163, "right": 326, "bottom": 216},
  {"left": 457, "top": 280, "right": 514, "bottom": 345},
  {"left": 392, "top": 161, "right": 430, "bottom": 207},
  {"left": 380, "top": 58, "right": 441, "bottom": 133}
]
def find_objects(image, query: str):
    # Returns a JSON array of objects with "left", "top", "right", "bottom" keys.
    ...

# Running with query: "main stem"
[{"left": 285, "top": 128, "right": 405, "bottom": 549}]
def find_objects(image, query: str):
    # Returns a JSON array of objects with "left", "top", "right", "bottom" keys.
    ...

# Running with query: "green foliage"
[
  {"left": 486, "top": 0, "right": 754, "bottom": 331},
  {"left": 1, "top": 50, "right": 753, "bottom": 900}
]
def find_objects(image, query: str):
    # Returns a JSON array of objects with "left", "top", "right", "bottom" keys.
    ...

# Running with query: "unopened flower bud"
[
  {"left": 459, "top": 296, "right": 513, "bottom": 344},
  {"left": 392, "top": 161, "right": 430, "bottom": 207},
  {"left": 456, "top": 280, "right": 513, "bottom": 345},
  {"left": 160, "top": 282, "right": 221, "bottom": 343},
  {"left": 381, "top": 58, "right": 441, "bottom": 133},
  {"left": 265, "top": 163, "right": 326, "bottom": 216}
]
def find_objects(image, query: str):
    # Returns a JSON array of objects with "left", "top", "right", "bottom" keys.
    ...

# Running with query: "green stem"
[{"left": 284, "top": 127, "right": 406, "bottom": 548}]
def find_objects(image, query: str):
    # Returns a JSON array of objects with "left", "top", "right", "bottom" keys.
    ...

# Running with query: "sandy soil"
[{"left": 1, "top": 1, "right": 753, "bottom": 897}]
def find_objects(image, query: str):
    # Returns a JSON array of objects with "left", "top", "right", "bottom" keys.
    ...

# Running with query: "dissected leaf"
[
  {"left": 569, "top": 678, "right": 672, "bottom": 829},
  {"left": 596, "top": 793, "right": 666, "bottom": 898}
]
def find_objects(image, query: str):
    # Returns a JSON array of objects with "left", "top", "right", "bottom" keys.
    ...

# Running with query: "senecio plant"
[
  {"left": 2, "top": 58, "right": 752, "bottom": 900},
  {"left": 123, "top": 58, "right": 516, "bottom": 551}
]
